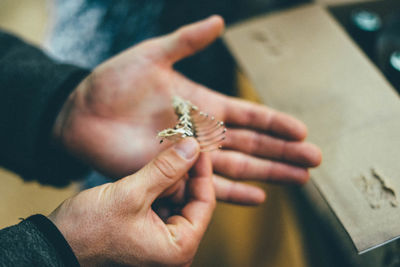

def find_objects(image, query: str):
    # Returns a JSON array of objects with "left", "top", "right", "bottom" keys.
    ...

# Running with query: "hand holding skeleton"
[{"left": 53, "top": 16, "right": 322, "bottom": 205}]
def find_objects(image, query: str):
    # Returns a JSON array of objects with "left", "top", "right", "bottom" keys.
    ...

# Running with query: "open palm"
[{"left": 54, "top": 16, "right": 321, "bottom": 205}]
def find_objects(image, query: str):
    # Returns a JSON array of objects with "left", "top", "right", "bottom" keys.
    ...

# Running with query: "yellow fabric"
[{"left": 192, "top": 71, "right": 308, "bottom": 267}]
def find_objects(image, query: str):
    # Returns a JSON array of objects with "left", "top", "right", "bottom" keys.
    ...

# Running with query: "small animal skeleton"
[{"left": 158, "top": 96, "right": 226, "bottom": 152}]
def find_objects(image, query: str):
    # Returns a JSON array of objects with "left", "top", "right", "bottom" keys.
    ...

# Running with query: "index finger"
[
  {"left": 166, "top": 153, "right": 215, "bottom": 243},
  {"left": 223, "top": 97, "right": 308, "bottom": 141}
]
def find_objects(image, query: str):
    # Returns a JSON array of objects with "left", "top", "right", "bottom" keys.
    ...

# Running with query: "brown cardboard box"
[{"left": 224, "top": 4, "right": 400, "bottom": 254}]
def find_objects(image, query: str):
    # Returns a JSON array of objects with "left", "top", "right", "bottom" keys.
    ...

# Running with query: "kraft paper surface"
[{"left": 224, "top": 4, "right": 400, "bottom": 253}]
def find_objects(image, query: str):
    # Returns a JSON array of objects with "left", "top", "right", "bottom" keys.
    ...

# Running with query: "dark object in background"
[
  {"left": 329, "top": 0, "right": 400, "bottom": 94},
  {"left": 349, "top": 9, "right": 382, "bottom": 60},
  {"left": 376, "top": 12, "right": 400, "bottom": 92}
]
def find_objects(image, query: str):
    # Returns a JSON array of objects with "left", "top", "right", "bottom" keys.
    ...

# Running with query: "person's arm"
[
  {"left": 1, "top": 138, "right": 215, "bottom": 266},
  {"left": 0, "top": 31, "right": 90, "bottom": 186},
  {"left": 1, "top": 16, "right": 321, "bottom": 200},
  {"left": 0, "top": 215, "right": 79, "bottom": 267},
  {"left": 53, "top": 16, "right": 322, "bottom": 204}
]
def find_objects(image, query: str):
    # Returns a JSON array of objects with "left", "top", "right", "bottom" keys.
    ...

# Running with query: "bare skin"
[
  {"left": 50, "top": 138, "right": 215, "bottom": 266},
  {"left": 47, "top": 16, "right": 323, "bottom": 267},
  {"left": 53, "top": 15, "right": 322, "bottom": 205}
]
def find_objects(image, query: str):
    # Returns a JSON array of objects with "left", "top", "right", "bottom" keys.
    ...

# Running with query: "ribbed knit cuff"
[
  {"left": 34, "top": 68, "right": 91, "bottom": 186},
  {"left": 26, "top": 214, "right": 80, "bottom": 267}
]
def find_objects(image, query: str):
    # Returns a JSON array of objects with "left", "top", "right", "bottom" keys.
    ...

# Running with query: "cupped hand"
[
  {"left": 49, "top": 138, "right": 215, "bottom": 266},
  {"left": 53, "top": 15, "right": 322, "bottom": 206}
]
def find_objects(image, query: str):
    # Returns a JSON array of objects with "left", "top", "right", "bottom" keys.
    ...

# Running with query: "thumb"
[
  {"left": 132, "top": 138, "right": 200, "bottom": 205},
  {"left": 153, "top": 15, "right": 224, "bottom": 65}
]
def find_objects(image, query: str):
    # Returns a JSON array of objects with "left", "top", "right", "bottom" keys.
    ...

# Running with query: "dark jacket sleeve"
[
  {"left": 0, "top": 215, "right": 80, "bottom": 267},
  {"left": 0, "top": 30, "right": 90, "bottom": 186}
]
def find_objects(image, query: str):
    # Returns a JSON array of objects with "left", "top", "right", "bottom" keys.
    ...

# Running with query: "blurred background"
[
  {"left": 0, "top": 0, "right": 78, "bottom": 231},
  {"left": 1, "top": 0, "right": 400, "bottom": 266}
]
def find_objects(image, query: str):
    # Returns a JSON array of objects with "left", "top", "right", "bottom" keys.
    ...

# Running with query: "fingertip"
[
  {"left": 273, "top": 111, "right": 308, "bottom": 141},
  {"left": 299, "top": 142, "right": 323, "bottom": 167},
  {"left": 253, "top": 188, "right": 267, "bottom": 205},
  {"left": 157, "top": 15, "right": 226, "bottom": 65},
  {"left": 298, "top": 169, "right": 310, "bottom": 185},
  {"left": 235, "top": 186, "right": 267, "bottom": 206},
  {"left": 309, "top": 144, "right": 323, "bottom": 167},
  {"left": 283, "top": 166, "right": 310, "bottom": 185},
  {"left": 261, "top": 190, "right": 267, "bottom": 202},
  {"left": 207, "top": 15, "right": 225, "bottom": 34},
  {"left": 294, "top": 119, "right": 308, "bottom": 141}
]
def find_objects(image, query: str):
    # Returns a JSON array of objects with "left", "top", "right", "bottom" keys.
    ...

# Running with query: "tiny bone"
[{"left": 157, "top": 96, "right": 226, "bottom": 150}]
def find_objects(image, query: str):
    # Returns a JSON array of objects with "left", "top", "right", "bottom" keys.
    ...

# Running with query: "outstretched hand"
[{"left": 53, "top": 15, "right": 322, "bottom": 205}]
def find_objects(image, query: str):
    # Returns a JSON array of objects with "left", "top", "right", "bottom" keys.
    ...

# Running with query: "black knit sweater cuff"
[
  {"left": 26, "top": 214, "right": 80, "bottom": 267},
  {"left": 34, "top": 68, "right": 91, "bottom": 186}
]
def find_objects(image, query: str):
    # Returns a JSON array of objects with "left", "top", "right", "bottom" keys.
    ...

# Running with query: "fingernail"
[{"left": 174, "top": 139, "right": 198, "bottom": 160}]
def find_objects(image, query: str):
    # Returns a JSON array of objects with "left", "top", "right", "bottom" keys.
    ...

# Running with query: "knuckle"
[
  {"left": 245, "top": 109, "right": 258, "bottom": 122},
  {"left": 280, "top": 141, "right": 289, "bottom": 161},
  {"left": 153, "top": 156, "right": 178, "bottom": 181},
  {"left": 242, "top": 108, "right": 260, "bottom": 126},
  {"left": 178, "top": 31, "right": 198, "bottom": 54},
  {"left": 249, "top": 131, "right": 262, "bottom": 154},
  {"left": 265, "top": 110, "right": 275, "bottom": 128},
  {"left": 232, "top": 156, "right": 249, "bottom": 178},
  {"left": 226, "top": 181, "right": 239, "bottom": 203}
]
